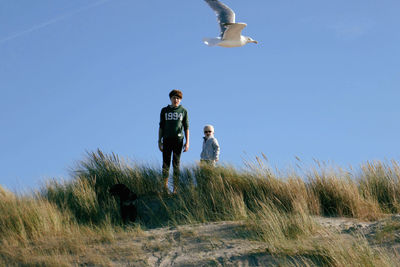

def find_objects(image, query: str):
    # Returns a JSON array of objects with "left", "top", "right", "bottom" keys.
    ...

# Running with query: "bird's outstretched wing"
[
  {"left": 204, "top": 0, "right": 235, "bottom": 37},
  {"left": 222, "top": 23, "right": 247, "bottom": 40}
]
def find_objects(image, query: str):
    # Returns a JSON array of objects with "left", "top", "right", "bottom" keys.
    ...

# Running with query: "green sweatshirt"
[{"left": 159, "top": 105, "right": 189, "bottom": 139}]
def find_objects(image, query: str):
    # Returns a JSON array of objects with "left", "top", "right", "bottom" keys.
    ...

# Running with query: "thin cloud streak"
[{"left": 0, "top": 0, "right": 112, "bottom": 44}]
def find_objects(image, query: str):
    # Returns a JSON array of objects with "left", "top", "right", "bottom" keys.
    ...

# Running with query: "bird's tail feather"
[{"left": 203, "top": 37, "right": 221, "bottom": 46}]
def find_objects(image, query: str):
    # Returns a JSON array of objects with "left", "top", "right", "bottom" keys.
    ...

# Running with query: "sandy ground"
[
  {"left": 83, "top": 215, "right": 400, "bottom": 266},
  {"left": 94, "top": 221, "right": 282, "bottom": 266}
]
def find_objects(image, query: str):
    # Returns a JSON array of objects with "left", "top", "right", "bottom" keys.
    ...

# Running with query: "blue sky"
[{"left": 1, "top": 0, "right": 399, "bottom": 190}]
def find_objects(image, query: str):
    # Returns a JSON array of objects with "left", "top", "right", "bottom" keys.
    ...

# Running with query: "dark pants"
[{"left": 162, "top": 137, "right": 183, "bottom": 190}]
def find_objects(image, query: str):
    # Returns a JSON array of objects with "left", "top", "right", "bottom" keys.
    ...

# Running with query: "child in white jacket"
[{"left": 200, "top": 125, "right": 220, "bottom": 165}]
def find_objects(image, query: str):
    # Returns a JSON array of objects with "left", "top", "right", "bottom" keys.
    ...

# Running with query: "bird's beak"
[{"left": 252, "top": 40, "right": 258, "bottom": 44}]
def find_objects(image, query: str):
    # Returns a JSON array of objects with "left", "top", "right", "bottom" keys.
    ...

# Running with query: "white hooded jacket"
[{"left": 200, "top": 136, "right": 220, "bottom": 161}]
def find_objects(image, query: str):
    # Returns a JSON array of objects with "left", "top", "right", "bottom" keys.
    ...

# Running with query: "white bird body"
[
  {"left": 203, "top": 35, "right": 252, "bottom": 48},
  {"left": 219, "top": 36, "right": 251, "bottom": 47},
  {"left": 203, "top": 0, "right": 257, "bottom": 47}
]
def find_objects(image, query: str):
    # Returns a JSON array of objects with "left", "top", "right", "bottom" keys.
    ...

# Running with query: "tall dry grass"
[
  {"left": 241, "top": 203, "right": 395, "bottom": 266},
  {"left": 358, "top": 160, "right": 400, "bottom": 213},
  {"left": 0, "top": 186, "right": 70, "bottom": 242},
  {"left": 288, "top": 234, "right": 395, "bottom": 266},
  {"left": 0, "top": 185, "right": 143, "bottom": 266},
  {"left": 42, "top": 150, "right": 163, "bottom": 225},
  {"left": 1, "top": 150, "right": 400, "bottom": 265},
  {"left": 306, "top": 164, "right": 381, "bottom": 220},
  {"left": 38, "top": 150, "right": 400, "bottom": 227}
]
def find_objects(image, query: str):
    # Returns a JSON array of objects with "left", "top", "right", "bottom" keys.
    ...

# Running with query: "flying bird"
[{"left": 203, "top": 0, "right": 258, "bottom": 47}]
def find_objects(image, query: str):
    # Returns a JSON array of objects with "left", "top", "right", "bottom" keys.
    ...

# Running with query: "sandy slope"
[
  {"left": 95, "top": 221, "right": 277, "bottom": 266},
  {"left": 80, "top": 216, "right": 400, "bottom": 266}
]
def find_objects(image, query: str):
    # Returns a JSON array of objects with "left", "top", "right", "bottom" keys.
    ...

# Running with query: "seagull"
[{"left": 203, "top": 0, "right": 258, "bottom": 47}]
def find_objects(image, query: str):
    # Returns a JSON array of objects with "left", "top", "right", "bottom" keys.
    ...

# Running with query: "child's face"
[
  {"left": 170, "top": 96, "right": 181, "bottom": 107},
  {"left": 204, "top": 128, "right": 213, "bottom": 138}
]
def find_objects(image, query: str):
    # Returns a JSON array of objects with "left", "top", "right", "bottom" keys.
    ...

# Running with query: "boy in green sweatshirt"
[{"left": 158, "top": 89, "right": 189, "bottom": 193}]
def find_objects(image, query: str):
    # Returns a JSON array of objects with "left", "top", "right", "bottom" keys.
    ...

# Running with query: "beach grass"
[{"left": 1, "top": 150, "right": 399, "bottom": 265}]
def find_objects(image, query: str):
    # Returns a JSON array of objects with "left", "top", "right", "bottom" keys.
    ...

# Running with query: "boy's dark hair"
[{"left": 169, "top": 89, "right": 183, "bottom": 99}]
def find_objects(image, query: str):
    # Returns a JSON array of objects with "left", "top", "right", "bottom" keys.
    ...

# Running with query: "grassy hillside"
[{"left": 1, "top": 150, "right": 400, "bottom": 266}]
